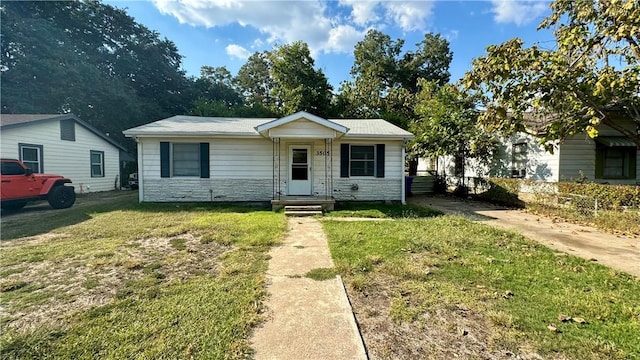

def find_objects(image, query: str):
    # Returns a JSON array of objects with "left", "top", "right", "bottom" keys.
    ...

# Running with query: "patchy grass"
[
  {"left": 0, "top": 198, "right": 286, "bottom": 359},
  {"left": 305, "top": 267, "right": 337, "bottom": 281},
  {"left": 323, "top": 216, "right": 640, "bottom": 359},
  {"left": 327, "top": 202, "right": 442, "bottom": 219},
  {"left": 526, "top": 203, "right": 640, "bottom": 236}
]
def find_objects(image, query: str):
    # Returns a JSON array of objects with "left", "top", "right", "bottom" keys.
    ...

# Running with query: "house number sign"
[{"left": 315, "top": 150, "right": 330, "bottom": 156}]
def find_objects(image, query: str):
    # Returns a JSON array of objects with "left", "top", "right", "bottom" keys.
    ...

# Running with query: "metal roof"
[{"left": 123, "top": 115, "right": 414, "bottom": 139}]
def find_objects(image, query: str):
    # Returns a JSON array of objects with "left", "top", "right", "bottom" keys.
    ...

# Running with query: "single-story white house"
[
  {"left": 123, "top": 111, "right": 414, "bottom": 207},
  {"left": 422, "top": 114, "right": 639, "bottom": 185},
  {"left": 0, "top": 113, "right": 131, "bottom": 193}
]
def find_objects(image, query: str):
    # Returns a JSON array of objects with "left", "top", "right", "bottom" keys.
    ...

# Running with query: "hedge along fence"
[
  {"left": 477, "top": 178, "right": 640, "bottom": 212},
  {"left": 474, "top": 178, "right": 524, "bottom": 207}
]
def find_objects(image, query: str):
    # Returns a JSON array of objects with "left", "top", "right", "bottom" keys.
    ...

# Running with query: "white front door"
[{"left": 289, "top": 145, "right": 312, "bottom": 195}]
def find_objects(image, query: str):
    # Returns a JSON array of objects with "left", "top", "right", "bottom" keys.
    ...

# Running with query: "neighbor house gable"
[{"left": 0, "top": 113, "right": 127, "bottom": 152}]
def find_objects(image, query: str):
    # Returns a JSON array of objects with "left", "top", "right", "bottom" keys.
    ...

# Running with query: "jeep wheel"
[
  {"left": 48, "top": 186, "right": 76, "bottom": 209},
  {"left": 1, "top": 201, "right": 27, "bottom": 210}
]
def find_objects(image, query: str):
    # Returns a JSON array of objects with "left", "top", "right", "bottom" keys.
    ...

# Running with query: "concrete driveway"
[{"left": 409, "top": 195, "right": 640, "bottom": 278}]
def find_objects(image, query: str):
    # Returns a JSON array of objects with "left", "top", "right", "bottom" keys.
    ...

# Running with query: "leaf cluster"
[
  {"left": 463, "top": 0, "right": 640, "bottom": 147},
  {"left": 410, "top": 80, "right": 498, "bottom": 163}
]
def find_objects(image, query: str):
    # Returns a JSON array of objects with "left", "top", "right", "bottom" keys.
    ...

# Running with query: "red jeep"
[{"left": 0, "top": 159, "right": 76, "bottom": 210}]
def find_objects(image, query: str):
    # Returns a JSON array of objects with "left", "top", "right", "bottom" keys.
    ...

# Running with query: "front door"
[{"left": 289, "top": 145, "right": 311, "bottom": 195}]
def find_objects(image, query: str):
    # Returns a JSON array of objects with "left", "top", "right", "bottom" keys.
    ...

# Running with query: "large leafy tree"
[
  {"left": 269, "top": 42, "right": 333, "bottom": 117},
  {"left": 236, "top": 52, "right": 276, "bottom": 110},
  {"left": 341, "top": 30, "right": 453, "bottom": 128},
  {"left": 1, "top": 1, "right": 193, "bottom": 147},
  {"left": 463, "top": 0, "right": 640, "bottom": 147},
  {"left": 410, "top": 80, "right": 497, "bottom": 181}
]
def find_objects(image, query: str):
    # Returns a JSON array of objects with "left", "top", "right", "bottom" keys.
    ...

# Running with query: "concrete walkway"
[
  {"left": 251, "top": 217, "right": 367, "bottom": 360},
  {"left": 409, "top": 195, "right": 640, "bottom": 277}
]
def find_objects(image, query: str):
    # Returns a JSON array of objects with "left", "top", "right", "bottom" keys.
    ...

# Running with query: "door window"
[{"left": 291, "top": 148, "right": 308, "bottom": 180}]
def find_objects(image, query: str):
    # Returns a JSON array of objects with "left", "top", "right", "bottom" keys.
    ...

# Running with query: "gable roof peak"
[{"left": 255, "top": 111, "right": 349, "bottom": 135}]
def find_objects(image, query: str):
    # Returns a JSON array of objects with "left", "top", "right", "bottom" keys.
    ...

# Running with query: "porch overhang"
[{"left": 255, "top": 111, "right": 349, "bottom": 139}]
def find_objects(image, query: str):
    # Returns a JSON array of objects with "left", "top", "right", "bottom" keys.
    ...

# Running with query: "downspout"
[
  {"left": 401, "top": 140, "right": 406, "bottom": 205},
  {"left": 136, "top": 139, "right": 143, "bottom": 203}
]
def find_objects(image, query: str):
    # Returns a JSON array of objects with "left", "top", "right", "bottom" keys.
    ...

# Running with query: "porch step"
[{"left": 284, "top": 205, "right": 323, "bottom": 217}]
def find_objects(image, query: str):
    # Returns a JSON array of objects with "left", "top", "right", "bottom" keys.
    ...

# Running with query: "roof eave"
[{"left": 124, "top": 132, "right": 262, "bottom": 138}]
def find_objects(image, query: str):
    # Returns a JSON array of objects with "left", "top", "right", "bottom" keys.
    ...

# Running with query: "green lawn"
[
  {"left": 1, "top": 195, "right": 286, "bottom": 359},
  {"left": 323, "top": 215, "right": 640, "bottom": 359},
  {"left": 4, "top": 197, "right": 638, "bottom": 359}
]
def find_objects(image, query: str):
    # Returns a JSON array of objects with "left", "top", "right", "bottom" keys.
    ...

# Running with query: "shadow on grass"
[
  {"left": 327, "top": 202, "right": 443, "bottom": 219},
  {"left": 0, "top": 192, "right": 273, "bottom": 241}
]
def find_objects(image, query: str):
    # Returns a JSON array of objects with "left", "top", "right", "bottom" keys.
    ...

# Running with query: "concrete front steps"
[{"left": 284, "top": 205, "right": 323, "bottom": 217}]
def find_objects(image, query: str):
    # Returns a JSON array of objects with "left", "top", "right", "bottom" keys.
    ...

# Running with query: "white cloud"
[
  {"left": 384, "top": 2, "right": 434, "bottom": 32},
  {"left": 490, "top": 0, "right": 549, "bottom": 26},
  {"left": 339, "top": 0, "right": 380, "bottom": 26},
  {"left": 225, "top": 44, "right": 251, "bottom": 59},
  {"left": 325, "top": 25, "right": 368, "bottom": 53},
  {"left": 151, "top": 0, "right": 435, "bottom": 55},
  {"left": 444, "top": 29, "right": 459, "bottom": 42}
]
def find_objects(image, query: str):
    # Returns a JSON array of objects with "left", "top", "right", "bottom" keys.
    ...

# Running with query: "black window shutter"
[
  {"left": 376, "top": 144, "right": 385, "bottom": 178},
  {"left": 200, "top": 142, "right": 210, "bottom": 178},
  {"left": 340, "top": 143, "right": 349, "bottom": 178},
  {"left": 160, "top": 142, "right": 170, "bottom": 178}
]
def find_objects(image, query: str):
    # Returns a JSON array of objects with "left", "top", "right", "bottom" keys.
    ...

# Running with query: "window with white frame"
[
  {"left": 172, "top": 143, "right": 200, "bottom": 177},
  {"left": 350, "top": 145, "right": 375, "bottom": 176},
  {"left": 511, "top": 143, "right": 528, "bottom": 178},
  {"left": 19, "top": 143, "right": 43, "bottom": 173},
  {"left": 90, "top": 150, "right": 104, "bottom": 177}
]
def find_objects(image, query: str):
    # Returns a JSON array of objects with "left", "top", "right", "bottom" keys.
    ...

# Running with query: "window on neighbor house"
[
  {"left": 350, "top": 145, "right": 375, "bottom": 176},
  {"left": 172, "top": 143, "right": 200, "bottom": 177},
  {"left": 90, "top": 150, "right": 104, "bottom": 177},
  {"left": 19, "top": 143, "right": 43, "bottom": 173},
  {"left": 60, "top": 119, "right": 76, "bottom": 141},
  {"left": 511, "top": 143, "right": 528, "bottom": 178},
  {"left": 454, "top": 155, "right": 464, "bottom": 177},
  {"left": 595, "top": 139, "right": 636, "bottom": 179}
]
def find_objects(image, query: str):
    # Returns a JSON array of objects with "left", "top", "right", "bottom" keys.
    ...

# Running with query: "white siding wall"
[
  {"left": 558, "top": 132, "right": 640, "bottom": 185},
  {"left": 558, "top": 120, "right": 639, "bottom": 185},
  {"left": 139, "top": 137, "right": 273, "bottom": 202},
  {"left": 558, "top": 136, "right": 595, "bottom": 181},
  {"left": 137, "top": 137, "right": 406, "bottom": 202},
  {"left": 1, "top": 120, "right": 121, "bottom": 192},
  {"left": 269, "top": 119, "right": 336, "bottom": 138},
  {"left": 333, "top": 139, "right": 403, "bottom": 201},
  {"left": 432, "top": 133, "right": 561, "bottom": 182}
]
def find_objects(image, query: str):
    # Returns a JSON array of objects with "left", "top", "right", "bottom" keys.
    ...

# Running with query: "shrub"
[
  {"left": 475, "top": 178, "right": 524, "bottom": 207},
  {"left": 556, "top": 183, "right": 640, "bottom": 210}
]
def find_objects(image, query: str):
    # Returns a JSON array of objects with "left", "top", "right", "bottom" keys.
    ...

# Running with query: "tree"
[
  {"left": 268, "top": 42, "right": 333, "bottom": 117},
  {"left": 192, "top": 66, "right": 243, "bottom": 108},
  {"left": 1, "top": 1, "right": 193, "bottom": 149},
  {"left": 410, "top": 80, "right": 497, "bottom": 184},
  {"left": 463, "top": 0, "right": 640, "bottom": 147},
  {"left": 236, "top": 52, "right": 276, "bottom": 109},
  {"left": 341, "top": 30, "right": 453, "bottom": 129}
]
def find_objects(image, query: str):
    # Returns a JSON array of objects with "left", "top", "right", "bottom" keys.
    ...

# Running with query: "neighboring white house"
[
  {"left": 123, "top": 111, "right": 414, "bottom": 206},
  {"left": 423, "top": 115, "right": 639, "bottom": 185},
  {"left": 1, "top": 114, "right": 130, "bottom": 193}
]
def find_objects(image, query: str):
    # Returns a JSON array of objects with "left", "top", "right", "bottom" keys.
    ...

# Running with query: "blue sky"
[{"left": 105, "top": 0, "right": 556, "bottom": 89}]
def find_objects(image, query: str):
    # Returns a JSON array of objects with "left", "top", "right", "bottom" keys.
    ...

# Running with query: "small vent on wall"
[{"left": 60, "top": 119, "right": 76, "bottom": 141}]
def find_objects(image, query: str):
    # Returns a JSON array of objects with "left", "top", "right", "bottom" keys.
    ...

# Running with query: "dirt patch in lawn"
[
  {"left": 0, "top": 232, "right": 229, "bottom": 332},
  {"left": 345, "top": 271, "right": 552, "bottom": 360}
]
